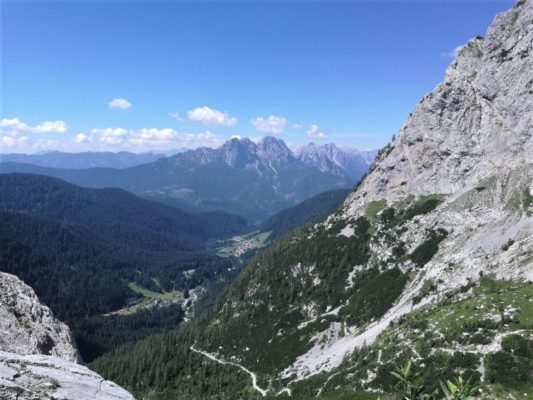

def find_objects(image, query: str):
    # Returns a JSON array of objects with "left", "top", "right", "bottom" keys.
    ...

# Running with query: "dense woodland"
[
  {"left": 260, "top": 188, "right": 351, "bottom": 240},
  {"left": 0, "top": 174, "right": 248, "bottom": 361},
  {"left": 90, "top": 194, "right": 457, "bottom": 399}
]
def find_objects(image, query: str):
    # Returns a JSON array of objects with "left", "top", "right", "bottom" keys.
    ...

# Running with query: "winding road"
[{"left": 190, "top": 346, "right": 268, "bottom": 397}]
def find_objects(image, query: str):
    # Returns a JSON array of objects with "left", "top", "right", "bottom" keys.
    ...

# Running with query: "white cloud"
[
  {"left": 292, "top": 123, "right": 303, "bottom": 130},
  {"left": 2, "top": 136, "right": 16, "bottom": 147},
  {"left": 88, "top": 126, "right": 225, "bottom": 150},
  {"left": 0, "top": 117, "right": 28, "bottom": 132},
  {"left": 108, "top": 98, "right": 132, "bottom": 110},
  {"left": 187, "top": 106, "right": 237, "bottom": 127},
  {"left": 138, "top": 128, "right": 176, "bottom": 141},
  {"left": 170, "top": 112, "right": 183, "bottom": 122},
  {"left": 0, "top": 115, "right": 226, "bottom": 153},
  {"left": 74, "top": 133, "right": 90, "bottom": 144},
  {"left": 0, "top": 117, "right": 68, "bottom": 134},
  {"left": 307, "top": 124, "right": 326, "bottom": 140},
  {"left": 250, "top": 115, "right": 286, "bottom": 135},
  {"left": 91, "top": 127, "right": 128, "bottom": 145},
  {"left": 440, "top": 45, "right": 464, "bottom": 58},
  {"left": 32, "top": 120, "right": 68, "bottom": 134}
]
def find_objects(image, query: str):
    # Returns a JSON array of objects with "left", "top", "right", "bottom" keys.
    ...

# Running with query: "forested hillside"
[
  {"left": 0, "top": 174, "right": 248, "bottom": 361},
  {"left": 260, "top": 188, "right": 351, "bottom": 240}
]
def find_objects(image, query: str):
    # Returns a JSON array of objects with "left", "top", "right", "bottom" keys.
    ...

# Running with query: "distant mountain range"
[
  {"left": 0, "top": 151, "right": 167, "bottom": 169},
  {"left": 0, "top": 137, "right": 376, "bottom": 222}
]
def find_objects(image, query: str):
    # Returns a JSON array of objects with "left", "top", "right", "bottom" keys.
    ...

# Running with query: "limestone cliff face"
[
  {"left": 0, "top": 272, "right": 134, "bottom": 400},
  {"left": 0, "top": 272, "right": 80, "bottom": 362},
  {"left": 346, "top": 0, "right": 532, "bottom": 211},
  {"left": 0, "top": 351, "right": 134, "bottom": 400},
  {"left": 280, "top": 0, "right": 533, "bottom": 380}
]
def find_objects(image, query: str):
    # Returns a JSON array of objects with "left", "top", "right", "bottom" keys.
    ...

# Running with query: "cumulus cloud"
[
  {"left": 187, "top": 106, "right": 237, "bottom": 127},
  {"left": 32, "top": 120, "right": 68, "bottom": 134},
  {"left": 90, "top": 127, "right": 128, "bottom": 145},
  {"left": 74, "top": 133, "right": 90, "bottom": 144},
  {"left": 292, "top": 123, "right": 303, "bottom": 130},
  {"left": 0, "top": 114, "right": 226, "bottom": 153},
  {"left": 0, "top": 117, "right": 68, "bottom": 134},
  {"left": 307, "top": 124, "right": 326, "bottom": 140},
  {"left": 2, "top": 134, "right": 28, "bottom": 148},
  {"left": 88, "top": 126, "right": 225, "bottom": 150},
  {"left": 108, "top": 98, "right": 132, "bottom": 110},
  {"left": 250, "top": 115, "right": 286, "bottom": 135}
]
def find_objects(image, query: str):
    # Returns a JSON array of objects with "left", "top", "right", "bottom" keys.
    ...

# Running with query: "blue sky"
[{"left": 1, "top": 0, "right": 513, "bottom": 153}]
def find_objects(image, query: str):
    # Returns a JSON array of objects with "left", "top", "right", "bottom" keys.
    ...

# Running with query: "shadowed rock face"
[
  {"left": 346, "top": 0, "right": 533, "bottom": 211},
  {"left": 0, "top": 272, "right": 134, "bottom": 400}
]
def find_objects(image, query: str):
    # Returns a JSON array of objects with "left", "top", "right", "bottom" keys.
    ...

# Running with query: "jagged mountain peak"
[
  {"left": 220, "top": 137, "right": 258, "bottom": 167},
  {"left": 344, "top": 0, "right": 532, "bottom": 214},
  {"left": 255, "top": 136, "right": 294, "bottom": 166}
]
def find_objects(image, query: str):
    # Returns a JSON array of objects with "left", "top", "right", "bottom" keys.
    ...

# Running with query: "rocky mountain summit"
[
  {"left": 0, "top": 272, "right": 134, "bottom": 400},
  {"left": 172, "top": 136, "right": 374, "bottom": 177},
  {"left": 347, "top": 0, "right": 532, "bottom": 209},
  {"left": 297, "top": 143, "right": 377, "bottom": 179},
  {"left": 283, "top": 0, "right": 533, "bottom": 381}
]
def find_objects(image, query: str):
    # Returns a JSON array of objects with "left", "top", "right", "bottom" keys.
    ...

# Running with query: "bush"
[{"left": 409, "top": 229, "right": 448, "bottom": 267}]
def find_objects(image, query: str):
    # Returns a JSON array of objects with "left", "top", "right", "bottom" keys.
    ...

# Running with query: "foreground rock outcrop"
[
  {"left": 0, "top": 271, "right": 79, "bottom": 362},
  {"left": 0, "top": 272, "right": 134, "bottom": 400},
  {"left": 0, "top": 351, "right": 134, "bottom": 400}
]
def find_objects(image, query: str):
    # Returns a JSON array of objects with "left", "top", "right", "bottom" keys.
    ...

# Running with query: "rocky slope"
[
  {"left": 0, "top": 272, "right": 134, "bottom": 400},
  {"left": 0, "top": 272, "right": 79, "bottom": 362},
  {"left": 346, "top": 0, "right": 532, "bottom": 210},
  {"left": 194, "top": 0, "right": 533, "bottom": 396}
]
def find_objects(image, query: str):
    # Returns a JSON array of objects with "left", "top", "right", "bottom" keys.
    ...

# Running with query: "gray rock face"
[
  {"left": 0, "top": 272, "right": 135, "bottom": 400},
  {"left": 346, "top": 0, "right": 532, "bottom": 212},
  {"left": 0, "top": 351, "right": 134, "bottom": 400},
  {"left": 0, "top": 272, "right": 79, "bottom": 362},
  {"left": 280, "top": 0, "right": 533, "bottom": 380},
  {"left": 297, "top": 143, "right": 376, "bottom": 179},
  {"left": 173, "top": 136, "right": 374, "bottom": 177}
]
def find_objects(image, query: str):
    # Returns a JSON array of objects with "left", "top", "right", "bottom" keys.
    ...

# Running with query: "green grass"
[
  {"left": 308, "top": 278, "right": 533, "bottom": 399},
  {"left": 107, "top": 282, "right": 183, "bottom": 315},
  {"left": 128, "top": 282, "right": 181, "bottom": 300},
  {"left": 365, "top": 200, "right": 387, "bottom": 219}
]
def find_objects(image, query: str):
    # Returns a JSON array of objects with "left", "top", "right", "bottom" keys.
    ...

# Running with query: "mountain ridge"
[
  {"left": 0, "top": 137, "right": 376, "bottom": 222},
  {"left": 0, "top": 150, "right": 167, "bottom": 169}
]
